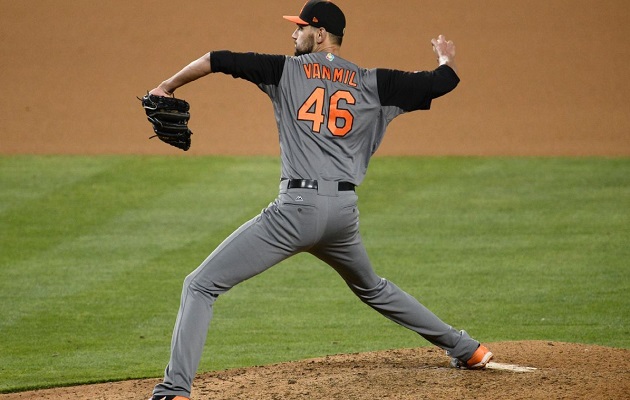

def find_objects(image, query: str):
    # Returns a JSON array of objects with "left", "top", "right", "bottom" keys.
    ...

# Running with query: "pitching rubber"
[{"left": 485, "top": 362, "right": 538, "bottom": 372}]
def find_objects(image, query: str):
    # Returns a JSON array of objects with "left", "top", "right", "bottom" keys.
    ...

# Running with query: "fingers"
[
  {"left": 149, "top": 86, "right": 175, "bottom": 98},
  {"left": 432, "top": 34, "right": 453, "bottom": 48},
  {"left": 431, "top": 35, "right": 455, "bottom": 55},
  {"left": 431, "top": 34, "right": 445, "bottom": 47},
  {"left": 430, "top": 34, "right": 456, "bottom": 69}
]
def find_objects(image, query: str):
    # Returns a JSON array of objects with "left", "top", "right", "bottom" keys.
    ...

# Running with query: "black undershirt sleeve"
[
  {"left": 376, "top": 64, "right": 460, "bottom": 111},
  {"left": 210, "top": 51, "right": 286, "bottom": 86}
]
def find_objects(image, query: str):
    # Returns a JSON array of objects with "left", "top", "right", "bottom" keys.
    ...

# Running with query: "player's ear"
[{"left": 317, "top": 28, "right": 326, "bottom": 44}]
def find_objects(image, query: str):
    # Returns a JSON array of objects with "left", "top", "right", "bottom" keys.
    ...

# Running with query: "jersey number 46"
[{"left": 298, "top": 87, "right": 356, "bottom": 137}]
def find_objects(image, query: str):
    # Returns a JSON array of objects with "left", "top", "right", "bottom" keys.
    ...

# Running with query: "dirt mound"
[{"left": 3, "top": 341, "right": 628, "bottom": 400}]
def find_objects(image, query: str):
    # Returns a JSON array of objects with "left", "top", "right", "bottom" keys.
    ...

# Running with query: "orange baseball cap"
[{"left": 283, "top": 0, "right": 346, "bottom": 37}]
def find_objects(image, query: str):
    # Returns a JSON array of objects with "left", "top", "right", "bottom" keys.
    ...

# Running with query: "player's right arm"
[
  {"left": 431, "top": 34, "right": 457, "bottom": 74},
  {"left": 375, "top": 35, "right": 459, "bottom": 112},
  {"left": 376, "top": 65, "right": 459, "bottom": 112}
]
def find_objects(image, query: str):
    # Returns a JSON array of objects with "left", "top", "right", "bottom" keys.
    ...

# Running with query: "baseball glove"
[{"left": 139, "top": 93, "right": 192, "bottom": 151}]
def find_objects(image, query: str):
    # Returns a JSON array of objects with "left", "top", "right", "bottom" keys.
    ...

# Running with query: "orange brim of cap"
[{"left": 283, "top": 15, "right": 309, "bottom": 25}]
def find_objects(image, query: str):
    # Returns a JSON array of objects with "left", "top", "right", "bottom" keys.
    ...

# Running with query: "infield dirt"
[
  {"left": 0, "top": 0, "right": 629, "bottom": 156},
  {"left": 2, "top": 342, "right": 629, "bottom": 400}
]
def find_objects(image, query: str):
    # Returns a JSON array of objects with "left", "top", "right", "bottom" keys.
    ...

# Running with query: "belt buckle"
[{"left": 303, "top": 179, "right": 317, "bottom": 189}]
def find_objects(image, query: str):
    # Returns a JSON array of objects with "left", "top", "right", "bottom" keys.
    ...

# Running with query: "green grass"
[{"left": 0, "top": 155, "right": 628, "bottom": 392}]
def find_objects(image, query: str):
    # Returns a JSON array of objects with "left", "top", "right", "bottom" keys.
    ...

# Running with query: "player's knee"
[
  {"left": 183, "top": 274, "right": 220, "bottom": 302},
  {"left": 350, "top": 277, "right": 388, "bottom": 303}
]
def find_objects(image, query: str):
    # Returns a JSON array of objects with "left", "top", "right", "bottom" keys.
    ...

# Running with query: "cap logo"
[{"left": 284, "top": 0, "right": 346, "bottom": 38}]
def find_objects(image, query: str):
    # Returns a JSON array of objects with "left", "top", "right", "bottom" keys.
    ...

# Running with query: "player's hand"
[
  {"left": 149, "top": 85, "right": 174, "bottom": 98},
  {"left": 431, "top": 34, "right": 457, "bottom": 72},
  {"left": 431, "top": 34, "right": 455, "bottom": 59}
]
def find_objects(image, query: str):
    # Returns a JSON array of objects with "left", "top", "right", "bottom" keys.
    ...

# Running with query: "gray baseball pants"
[{"left": 154, "top": 180, "right": 480, "bottom": 397}]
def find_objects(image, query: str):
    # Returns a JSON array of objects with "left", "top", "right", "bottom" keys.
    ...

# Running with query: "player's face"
[{"left": 292, "top": 25, "right": 315, "bottom": 56}]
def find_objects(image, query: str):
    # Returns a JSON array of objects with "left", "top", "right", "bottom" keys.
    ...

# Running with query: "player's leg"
[
  {"left": 153, "top": 198, "right": 305, "bottom": 397},
  {"left": 310, "top": 197, "right": 479, "bottom": 362}
]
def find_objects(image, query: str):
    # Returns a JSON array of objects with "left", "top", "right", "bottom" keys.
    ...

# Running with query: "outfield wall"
[{"left": 0, "top": 0, "right": 628, "bottom": 156}]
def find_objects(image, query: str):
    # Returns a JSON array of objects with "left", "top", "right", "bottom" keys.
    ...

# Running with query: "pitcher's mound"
[{"left": 2, "top": 341, "right": 628, "bottom": 400}]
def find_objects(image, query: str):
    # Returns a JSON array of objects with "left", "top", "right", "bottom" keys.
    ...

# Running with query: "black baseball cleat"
[{"left": 149, "top": 396, "right": 190, "bottom": 400}]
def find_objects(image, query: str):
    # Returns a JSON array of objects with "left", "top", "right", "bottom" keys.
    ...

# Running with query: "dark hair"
[{"left": 329, "top": 32, "right": 343, "bottom": 46}]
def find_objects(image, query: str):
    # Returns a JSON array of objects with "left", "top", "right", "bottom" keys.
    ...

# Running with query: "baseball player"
[{"left": 148, "top": 1, "right": 493, "bottom": 399}]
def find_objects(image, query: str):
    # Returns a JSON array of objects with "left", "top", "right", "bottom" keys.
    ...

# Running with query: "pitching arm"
[{"left": 431, "top": 34, "right": 457, "bottom": 74}]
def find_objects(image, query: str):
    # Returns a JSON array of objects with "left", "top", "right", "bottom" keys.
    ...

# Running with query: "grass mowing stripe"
[
  {"left": 0, "top": 156, "right": 119, "bottom": 214},
  {"left": 0, "top": 156, "right": 628, "bottom": 392},
  {"left": 1, "top": 156, "right": 220, "bottom": 324},
  {"left": 0, "top": 155, "right": 282, "bottom": 390},
  {"left": 0, "top": 156, "right": 193, "bottom": 261},
  {"left": 360, "top": 157, "right": 629, "bottom": 344}
]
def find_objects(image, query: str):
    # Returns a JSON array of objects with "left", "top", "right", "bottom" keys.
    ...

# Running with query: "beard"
[{"left": 294, "top": 34, "right": 315, "bottom": 56}]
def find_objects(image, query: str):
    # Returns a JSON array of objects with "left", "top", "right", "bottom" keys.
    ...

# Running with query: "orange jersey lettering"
[{"left": 302, "top": 63, "right": 357, "bottom": 88}]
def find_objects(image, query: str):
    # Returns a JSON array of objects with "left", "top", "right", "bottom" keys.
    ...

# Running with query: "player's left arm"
[
  {"left": 150, "top": 53, "right": 213, "bottom": 97},
  {"left": 210, "top": 51, "right": 286, "bottom": 86},
  {"left": 149, "top": 51, "right": 286, "bottom": 97}
]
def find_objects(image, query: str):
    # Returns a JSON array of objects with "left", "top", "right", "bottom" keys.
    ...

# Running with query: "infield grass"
[{"left": 0, "top": 156, "right": 628, "bottom": 392}]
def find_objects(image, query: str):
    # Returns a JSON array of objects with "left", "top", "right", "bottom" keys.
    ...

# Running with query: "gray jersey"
[
  {"left": 211, "top": 50, "right": 459, "bottom": 185},
  {"left": 261, "top": 52, "right": 401, "bottom": 185}
]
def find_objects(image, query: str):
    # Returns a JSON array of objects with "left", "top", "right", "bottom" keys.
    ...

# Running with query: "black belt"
[{"left": 285, "top": 179, "right": 355, "bottom": 191}]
